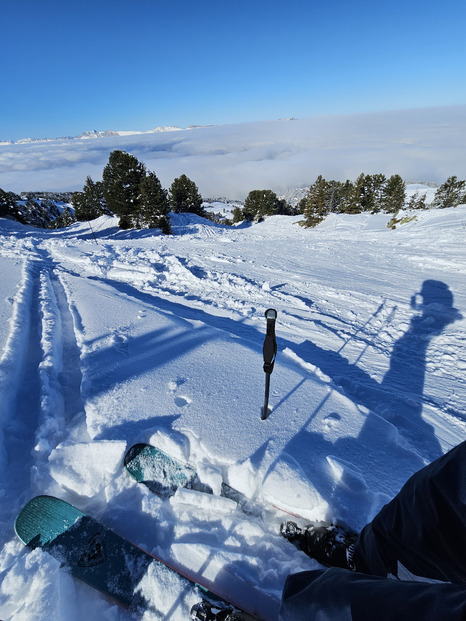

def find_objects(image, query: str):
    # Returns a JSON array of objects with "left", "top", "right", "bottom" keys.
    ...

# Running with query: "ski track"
[
  {"left": 0, "top": 254, "right": 42, "bottom": 533},
  {"left": 0, "top": 241, "right": 88, "bottom": 541},
  {"left": 0, "top": 209, "right": 465, "bottom": 620}
]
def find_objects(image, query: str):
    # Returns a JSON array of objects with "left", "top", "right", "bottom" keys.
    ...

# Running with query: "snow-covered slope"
[{"left": 0, "top": 208, "right": 465, "bottom": 619}]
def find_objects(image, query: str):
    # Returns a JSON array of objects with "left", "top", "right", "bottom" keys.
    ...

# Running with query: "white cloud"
[{"left": 1, "top": 106, "right": 465, "bottom": 199}]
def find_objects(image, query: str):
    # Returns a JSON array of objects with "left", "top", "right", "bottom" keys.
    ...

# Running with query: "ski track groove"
[
  {"left": 49, "top": 270, "right": 87, "bottom": 434},
  {"left": 0, "top": 244, "right": 88, "bottom": 541},
  {"left": 0, "top": 257, "right": 43, "bottom": 540}
]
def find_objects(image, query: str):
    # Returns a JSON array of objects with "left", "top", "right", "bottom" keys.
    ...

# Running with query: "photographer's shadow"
[{"left": 303, "top": 280, "right": 462, "bottom": 462}]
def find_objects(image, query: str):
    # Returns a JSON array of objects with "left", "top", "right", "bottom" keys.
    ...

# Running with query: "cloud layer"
[{"left": 1, "top": 106, "right": 465, "bottom": 199}]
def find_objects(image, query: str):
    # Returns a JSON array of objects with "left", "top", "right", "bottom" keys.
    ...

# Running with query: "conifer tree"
[
  {"left": 50, "top": 206, "right": 76, "bottom": 229},
  {"left": 407, "top": 191, "right": 428, "bottom": 210},
  {"left": 0, "top": 188, "right": 22, "bottom": 221},
  {"left": 351, "top": 174, "right": 366, "bottom": 213},
  {"left": 139, "top": 171, "right": 171, "bottom": 234},
  {"left": 102, "top": 150, "right": 146, "bottom": 227},
  {"left": 433, "top": 176, "right": 466, "bottom": 208},
  {"left": 61, "top": 206, "right": 76, "bottom": 227},
  {"left": 242, "top": 189, "right": 281, "bottom": 221},
  {"left": 169, "top": 174, "right": 204, "bottom": 215},
  {"left": 338, "top": 180, "right": 356, "bottom": 213},
  {"left": 303, "top": 175, "right": 328, "bottom": 226},
  {"left": 371, "top": 173, "right": 387, "bottom": 213},
  {"left": 232, "top": 206, "right": 244, "bottom": 223},
  {"left": 326, "top": 180, "right": 343, "bottom": 213},
  {"left": 382, "top": 174, "right": 406, "bottom": 213},
  {"left": 353, "top": 173, "right": 381, "bottom": 213},
  {"left": 72, "top": 176, "right": 107, "bottom": 221},
  {"left": 345, "top": 174, "right": 365, "bottom": 214}
]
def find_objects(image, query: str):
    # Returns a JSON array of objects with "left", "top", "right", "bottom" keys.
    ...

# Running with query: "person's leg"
[
  {"left": 279, "top": 568, "right": 466, "bottom": 621},
  {"left": 354, "top": 440, "right": 466, "bottom": 583}
]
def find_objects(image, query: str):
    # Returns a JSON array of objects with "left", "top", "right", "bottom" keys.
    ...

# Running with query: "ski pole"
[{"left": 262, "top": 308, "right": 277, "bottom": 420}]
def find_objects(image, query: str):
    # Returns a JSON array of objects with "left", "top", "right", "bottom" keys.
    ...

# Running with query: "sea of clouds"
[{"left": 1, "top": 105, "right": 465, "bottom": 199}]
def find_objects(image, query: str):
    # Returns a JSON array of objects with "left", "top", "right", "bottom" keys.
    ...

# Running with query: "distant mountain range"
[{"left": 0, "top": 125, "right": 212, "bottom": 146}]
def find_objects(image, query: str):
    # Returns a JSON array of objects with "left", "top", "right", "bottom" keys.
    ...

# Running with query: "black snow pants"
[{"left": 279, "top": 440, "right": 466, "bottom": 620}]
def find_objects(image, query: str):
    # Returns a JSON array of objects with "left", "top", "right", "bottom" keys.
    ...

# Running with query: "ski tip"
[
  {"left": 15, "top": 495, "right": 85, "bottom": 548},
  {"left": 124, "top": 443, "right": 150, "bottom": 468}
]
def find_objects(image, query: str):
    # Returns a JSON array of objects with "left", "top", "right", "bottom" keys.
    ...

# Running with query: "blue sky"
[{"left": 1, "top": 0, "right": 466, "bottom": 141}]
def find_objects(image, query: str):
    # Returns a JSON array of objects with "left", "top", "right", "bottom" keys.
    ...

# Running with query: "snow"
[{"left": 0, "top": 206, "right": 465, "bottom": 619}]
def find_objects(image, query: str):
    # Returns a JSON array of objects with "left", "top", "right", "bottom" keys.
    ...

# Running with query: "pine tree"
[
  {"left": 343, "top": 174, "right": 364, "bottom": 214},
  {"left": 72, "top": 176, "right": 107, "bottom": 221},
  {"left": 50, "top": 206, "right": 76, "bottom": 229},
  {"left": 352, "top": 173, "right": 381, "bottom": 213},
  {"left": 407, "top": 191, "right": 428, "bottom": 210},
  {"left": 232, "top": 206, "right": 244, "bottom": 223},
  {"left": 0, "top": 188, "right": 22, "bottom": 221},
  {"left": 71, "top": 192, "right": 85, "bottom": 220},
  {"left": 371, "top": 173, "right": 387, "bottom": 213},
  {"left": 297, "top": 196, "right": 307, "bottom": 214},
  {"left": 326, "top": 180, "right": 343, "bottom": 213},
  {"left": 102, "top": 150, "right": 146, "bottom": 226},
  {"left": 169, "top": 174, "right": 204, "bottom": 215},
  {"left": 242, "top": 189, "right": 281, "bottom": 221},
  {"left": 351, "top": 174, "right": 365, "bottom": 213},
  {"left": 139, "top": 172, "right": 171, "bottom": 234},
  {"left": 382, "top": 174, "right": 406, "bottom": 213},
  {"left": 338, "top": 180, "right": 356, "bottom": 213},
  {"left": 433, "top": 176, "right": 466, "bottom": 208},
  {"left": 61, "top": 206, "right": 76, "bottom": 227},
  {"left": 302, "top": 175, "right": 328, "bottom": 226}
]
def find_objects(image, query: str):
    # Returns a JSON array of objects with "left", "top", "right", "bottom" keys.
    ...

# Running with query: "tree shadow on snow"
[
  {"left": 94, "top": 415, "right": 181, "bottom": 444},
  {"left": 83, "top": 324, "right": 216, "bottom": 400}
]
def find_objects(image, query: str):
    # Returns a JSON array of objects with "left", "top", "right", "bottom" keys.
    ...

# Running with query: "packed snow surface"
[{"left": 0, "top": 207, "right": 465, "bottom": 619}]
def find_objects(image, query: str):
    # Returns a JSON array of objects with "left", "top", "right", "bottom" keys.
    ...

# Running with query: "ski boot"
[
  {"left": 191, "top": 600, "right": 255, "bottom": 621},
  {"left": 281, "top": 520, "right": 357, "bottom": 570}
]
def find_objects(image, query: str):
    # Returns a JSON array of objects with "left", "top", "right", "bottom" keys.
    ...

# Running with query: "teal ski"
[
  {"left": 125, "top": 443, "right": 318, "bottom": 519},
  {"left": 124, "top": 442, "right": 213, "bottom": 495},
  {"left": 15, "top": 495, "right": 259, "bottom": 619},
  {"left": 124, "top": 443, "right": 356, "bottom": 560},
  {"left": 124, "top": 443, "right": 247, "bottom": 504}
]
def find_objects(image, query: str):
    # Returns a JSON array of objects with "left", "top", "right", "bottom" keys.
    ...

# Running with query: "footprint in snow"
[
  {"left": 323, "top": 412, "right": 341, "bottom": 430},
  {"left": 174, "top": 396, "right": 191, "bottom": 408},
  {"left": 111, "top": 330, "right": 129, "bottom": 355},
  {"left": 167, "top": 378, "right": 191, "bottom": 407},
  {"left": 168, "top": 377, "right": 187, "bottom": 393}
]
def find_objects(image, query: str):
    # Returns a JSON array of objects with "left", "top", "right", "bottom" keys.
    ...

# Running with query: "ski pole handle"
[
  {"left": 262, "top": 309, "right": 277, "bottom": 419},
  {"left": 263, "top": 308, "right": 277, "bottom": 373}
]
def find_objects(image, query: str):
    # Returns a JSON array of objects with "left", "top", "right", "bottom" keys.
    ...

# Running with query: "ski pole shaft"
[
  {"left": 262, "top": 308, "right": 277, "bottom": 420},
  {"left": 263, "top": 373, "right": 271, "bottom": 420}
]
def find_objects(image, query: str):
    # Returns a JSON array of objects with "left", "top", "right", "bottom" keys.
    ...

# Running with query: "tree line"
[
  {"left": 0, "top": 150, "right": 205, "bottom": 233},
  {"left": 233, "top": 174, "right": 466, "bottom": 227},
  {"left": 298, "top": 173, "right": 466, "bottom": 227},
  {"left": 72, "top": 149, "right": 206, "bottom": 234},
  {"left": 0, "top": 189, "right": 76, "bottom": 228},
  {"left": 1, "top": 155, "right": 465, "bottom": 231}
]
